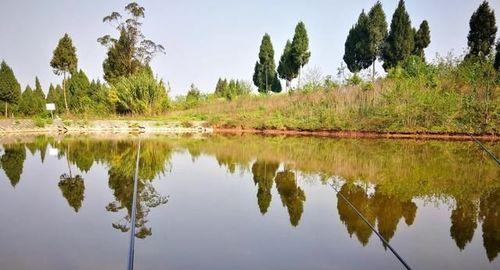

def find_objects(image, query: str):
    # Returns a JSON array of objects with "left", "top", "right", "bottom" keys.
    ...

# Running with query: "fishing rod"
[
  {"left": 329, "top": 183, "right": 412, "bottom": 270},
  {"left": 468, "top": 133, "right": 500, "bottom": 165},
  {"left": 127, "top": 139, "right": 141, "bottom": 270}
]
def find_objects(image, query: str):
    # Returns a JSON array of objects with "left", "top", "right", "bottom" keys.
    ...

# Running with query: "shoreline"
[
  {"left": 0, "top": 119, "right": 498, "bottom": 141},
  {"left": 213, "top": 127, "right": 500, "bottom": 141}
]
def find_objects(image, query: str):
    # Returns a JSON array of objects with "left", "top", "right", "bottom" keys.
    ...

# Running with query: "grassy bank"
[{"left": 165, "top": 57, "right": 499, "bottom": 134}]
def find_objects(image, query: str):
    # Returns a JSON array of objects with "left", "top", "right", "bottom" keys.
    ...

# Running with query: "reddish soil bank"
[{"left": 213, "top": 127, "right": 500, "bottom": 141}]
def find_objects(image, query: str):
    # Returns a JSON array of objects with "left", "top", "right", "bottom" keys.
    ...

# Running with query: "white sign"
[{"left": 46, "top": 103, "right": 56, "bottom": 111}]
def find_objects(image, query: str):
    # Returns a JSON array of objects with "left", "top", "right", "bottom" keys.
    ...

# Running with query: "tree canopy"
[
  {"left": 277, "top": 40, "right": 298, "bottom": 89},
  {"left": 413, "top": 20, "right": 431, "bottom": 59},
  {"left": 0, "top": 61, "right": 21, "bottom": 116},
  {"left": 344, "top": 11, "right": 373, "bottom": 73},
  {"left": 466, "top": 1, "right": 497, "bottom": 59},
  {"left": 99, "top": 2, "right": 165, "bottom": 84},
  {"left": 381, "top": 0, "right": 414, "bottom": 70},
  {"left": 253, "top": 34, "right": 281, "bottom": 93}
]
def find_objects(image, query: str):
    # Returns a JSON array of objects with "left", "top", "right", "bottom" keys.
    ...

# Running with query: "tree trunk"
[
  {"left": 62, "top": 72, "right": 69, "bottom": 113},
  {"left": 298, "top": 67, "right": 302, "bottom": 89},
  {"left": 372, "top": 61, "right": 376, "bottom": 82}
]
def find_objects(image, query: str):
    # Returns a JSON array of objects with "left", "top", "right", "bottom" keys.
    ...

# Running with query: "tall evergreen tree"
[
  {"left": 252, "top": 34, "right": 281, "bottom": 93},
  {"left": 466, "top": 1, "right": 497, "bottom": 59},
  {"left": 33, "top": 77, "right": 45, "bottom": 99},
  {"left": 413, "top": 20, "right": 431, "bottom": 59},
  {"left": 0, "top": 61, "right": 21, "bottom": 117},
  {"left": 344, "top": 11, "right": 373, "bottom": 73},
  {"left": 367, "top": 1, "right": 388, "bottom": 79},
  {"left": 32, "top": 77, "right": 46, "bottom": 114},
  {"left": 291, "top": 22, "right": 311, "bottom": 87},
  {"left": 381, "top": 0, "right": 414, "bottom": 70},
  {"left": 494, "top": 41, "right": 500, "bottom": 71},
  {"left": 50, "top": 33, "right": 78, "bottom": 113},
  {"left": 18, "top": 86, "right": 34, "bottom": 116},
  {"left": 277, "top": 40, "right": 297, "bottom": 90}
]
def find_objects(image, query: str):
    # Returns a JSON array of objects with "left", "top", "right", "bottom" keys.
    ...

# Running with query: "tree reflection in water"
[{"left": 0, "top": 134, "right": 497, "bottom": 260}]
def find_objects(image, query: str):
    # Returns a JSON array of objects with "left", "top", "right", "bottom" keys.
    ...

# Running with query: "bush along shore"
[{"left": 0, "top": 1, "right": 498, "bottom": 139}]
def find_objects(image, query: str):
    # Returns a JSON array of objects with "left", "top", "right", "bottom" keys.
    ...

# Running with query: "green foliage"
[
  {"left": 291, "top": 21, "right": 311, "bottom": 71},
  {"left": 413, "top": 20, "right": 431, "bottom": 59},
  {"left": 494, "top": 41, "right": 500, "bottom": 71},
  {"left": 367, "top": 1, "right": 388, "bottom": 62},
  {"left": 58, "top": 174, "right": 85, "bottom": 212},
  {"left": 214, "top": 78, "right": 251, "bottom": 100},
  {"left": 344, "top": 11, "right": 372, "bottom": 73},
  {"left": 466, "top": 1, "right": 497, "bottom": 59},
  {"left": 109, "top": 70, "right": 169, "bottom": 114},
  {"left": 50, "top": 33, "right": 78, "bottom": 76},
  {"left": 99, "top": 2, "right": 164, "bottom": 84},
  {"left": 0, "top": 61, "right": 21, "bottom": 115},
  {"left": 67, "top": 69, "right": 91, "bottom": 112},
  {"left": 186, "top": 83, "right": 202, "bottom": 106},
  {"left": 382, "top": 0, "right": 415, "bottom": 70},
  {"left": 33, "top": 77, "right": 45, "bottom": 100},
  {"left": 1, "top": 144, "right": 26, "bottom": 187},
  {"left": 253, "top": 34, "right": 281, "bottom": 93},
  {"left": 277, "top": 40, "right": 298, "bottom": 88},
  {"left": 46, "top": 84, "right": 65, "bottom": 114}
]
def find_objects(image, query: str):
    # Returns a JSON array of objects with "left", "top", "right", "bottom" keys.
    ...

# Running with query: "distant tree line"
[{"left": 0, "top": 1, "right": 498, "bottom": 117}]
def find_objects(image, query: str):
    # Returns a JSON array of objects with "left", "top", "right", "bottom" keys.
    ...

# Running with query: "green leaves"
[
  {"left": 50, "top": 33, "right": 78, "bottom": 76},
  {"left": 110, "top": 70, "right": 169, "bottom": 114},
  {"left": 291, "top": 22, "right": 311, "bottom": 69},
  {"left": 467, "top": 1, "right": 497, "bottom": 59},
  {"left": 413, "top": 20, "right": 431, "bottom": 59},
  {"left": 343, "top": 11, "right": 373, "bottom": 73},
  {"left": 277, "top": 40, "right": 298, "bottom": 88},
  {"left": 382, "top": 0, "right": 414, "bottom": 70},
  {"left": 0, "top": 61, "right": 21, "bottom": 107},
  {"left": 253, "top": 34, "right": 281, "bottom": 93}
]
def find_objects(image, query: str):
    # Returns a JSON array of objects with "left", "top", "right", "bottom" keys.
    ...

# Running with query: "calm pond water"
[{"left": 0, "top": 134, "right": 498, "bottom": 270}]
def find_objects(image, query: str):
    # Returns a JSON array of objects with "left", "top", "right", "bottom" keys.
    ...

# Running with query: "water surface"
[{"left": 0, "top": 134, "right": 498, "bottom": 270}]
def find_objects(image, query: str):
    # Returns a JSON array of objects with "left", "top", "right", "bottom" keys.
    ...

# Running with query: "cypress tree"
[
  {"left": 466, "top": 1, "right": 497, "bottom": 59},
  {"left": 33, "top": 77, "right": 45, "bottom": 99},
  {"left": 0, "top": 61, "right": 21, "bottom": 117},
  {"left": 50, "top": 33, "right": 78, "bottom": 113},
  {"left": 67, "top": 69, "right": 90, "bottom": 111},
  {"left": 291, "top": 22, "right": 311, "bottom": 87},
  {"left": 494, "top": 41, "right": 500, "bottom": 71},
  {"left": 367, "top": 1, "right": 388, "bottom": 79},
  {"left": 344, "top": 10, "right": 373, "bottom": 73},
  {"left": 32, "top": 77, "right": 46, "bottom": 115},
  {"left": 413, "top": 20, "right": 431, "bottom": 59},
  {"left": 252, "top": 34, "right": 281, "bottom": 93},
  {"left": 382, "top": 0, "right": 414, "bottom": 70},
  {"left": 18, "top": 86, "right": 34, "bottom": 116},
  {"left": 277, "top": 40, "right": 298, "bottom": 90}
]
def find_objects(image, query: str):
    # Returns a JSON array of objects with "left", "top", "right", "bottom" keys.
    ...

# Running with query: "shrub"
[{"left": 110, "top": 70, "right": 169, "bottom": 115}]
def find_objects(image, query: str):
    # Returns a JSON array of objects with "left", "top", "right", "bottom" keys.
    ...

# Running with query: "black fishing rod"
[
  {"left": 329, "top": 183, "right": 412, "bottom": 270},
  {"left": 127, "top": 139, "right": 141, "bottom": 270},
  {"left": 468, "top": 133, "right": 500, "bottom": 165}
]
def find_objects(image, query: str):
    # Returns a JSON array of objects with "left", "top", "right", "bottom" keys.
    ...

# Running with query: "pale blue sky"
[{"left": 0, "top": 0, "right": 498, "bottom": 96}]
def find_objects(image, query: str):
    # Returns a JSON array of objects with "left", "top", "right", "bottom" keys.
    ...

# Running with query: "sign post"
[{"left": 46, "top": 103, "right": 56, "bottom": 119}]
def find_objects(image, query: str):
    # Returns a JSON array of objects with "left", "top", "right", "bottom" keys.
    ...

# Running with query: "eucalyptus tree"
[
  {"left": 50, "top": 33, "right": 78, "bottom": 113},
  {"left": 98, "top": 2, "right": 165, "bottom": 84},
  {"left": 291, "top": 22, "right": 311, "bottom": 87},
  {"left": 253, "top": 33, "right": 281, "bottom": 93},
  {"left": 466, "top": 1, "right": 497, "bottom": 59},
  {"left": 381, "top": 0, "right": 414, "bottom": 70},
  {"left": 367, "top": 1, "right": 387, "bottom": 79},
  {"left": 0, "top": 61, "right": 21, "bottom": 117},
  {"left": 413, "top": 20, "right": 431, "bottom": 59}
]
